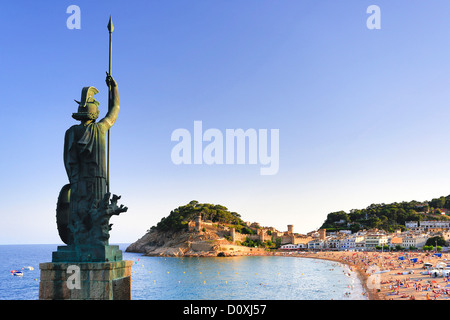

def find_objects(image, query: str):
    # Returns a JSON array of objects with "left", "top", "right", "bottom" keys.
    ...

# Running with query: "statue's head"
[{"left": 72, "top": 86, "right": 100, "bottom": 121}]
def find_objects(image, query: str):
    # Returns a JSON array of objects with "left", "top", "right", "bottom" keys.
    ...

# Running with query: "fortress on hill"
[
  {"left": 187, "top": 212, "right": 318, "bottom": 247},
  {"left": 126, "top": 208, "right": 330, "bottom": 256}
]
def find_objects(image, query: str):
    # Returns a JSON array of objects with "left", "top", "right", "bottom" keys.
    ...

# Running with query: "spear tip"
[{"left": 107, "top": 16, "right": 114, "bottom": 33}]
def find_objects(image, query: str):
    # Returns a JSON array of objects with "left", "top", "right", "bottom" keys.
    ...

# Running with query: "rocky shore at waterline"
[{"left": 125, "top": 229, "right": 267, "bottom": 257}]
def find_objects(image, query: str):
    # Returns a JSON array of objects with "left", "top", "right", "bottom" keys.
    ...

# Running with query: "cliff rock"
[{"left": 125, "top": 228, "right": 227, "bottom": 257}]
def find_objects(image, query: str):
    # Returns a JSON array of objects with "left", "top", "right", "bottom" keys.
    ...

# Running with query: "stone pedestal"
[
  {"left": 52, "top": 244, "right": 123, "bottom": 263},
  {"left": 39, "top": 260, "right": 132, "bottom": 300}
]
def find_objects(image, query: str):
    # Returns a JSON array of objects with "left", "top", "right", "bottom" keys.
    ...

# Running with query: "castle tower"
[
  {"left": 230, "top": 227, "right": 236, "bottom": 243},
  {"left": 195, "top": 212, "right": 202, "bottom": 232},
  {"left": 319, "top": 228, "right": 326, "bottom": 240},
  {"left": 287, "top": 225, "right": 294, "bottom": 235},
  {"left": 258, "top": 229, "right": 265, "bottom": 242}
]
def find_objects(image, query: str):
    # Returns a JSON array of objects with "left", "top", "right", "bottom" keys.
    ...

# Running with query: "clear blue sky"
[{"left": 2, "top": 0, "right": 450, "bottom": 244}]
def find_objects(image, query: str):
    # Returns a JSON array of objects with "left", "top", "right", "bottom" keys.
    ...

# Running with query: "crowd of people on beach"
[{"left": 283, "top": 250, "right": 449, "bottom": 300}]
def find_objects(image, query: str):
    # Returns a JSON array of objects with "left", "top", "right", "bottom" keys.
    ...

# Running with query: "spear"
[{"left": 107, "top": 16, "right": 114, "bottom": 193}]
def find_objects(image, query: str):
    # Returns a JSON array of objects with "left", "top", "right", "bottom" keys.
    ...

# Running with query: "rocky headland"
[
  {"left": 125, "top": 201, "right": 279, "bottom": 257},
  {"left": 126, "top": 227, "right": 239, "bottom": 257}
]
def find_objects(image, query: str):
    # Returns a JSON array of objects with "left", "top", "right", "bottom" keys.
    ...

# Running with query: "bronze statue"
[
  {"left": 53, "top": 17, "right": 126, "bottom": 263},
  {"left": 64, "top": 74, "right": 119, "bottom": 223},
  {"left": 59, "top": 73, "right": 126, "bottom": 247}
]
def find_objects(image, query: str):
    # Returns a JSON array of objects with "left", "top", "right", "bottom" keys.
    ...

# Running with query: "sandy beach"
[{"left": 283, "top": 251, "right": 449, "bottom": 300}]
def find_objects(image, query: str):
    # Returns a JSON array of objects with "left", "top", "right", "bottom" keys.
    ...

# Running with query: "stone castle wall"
[{"left": 188, "top": 215, "right": 310, "bottom": 247}]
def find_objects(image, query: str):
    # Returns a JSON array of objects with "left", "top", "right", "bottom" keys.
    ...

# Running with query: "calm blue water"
[{"left": 0, "top": 244, "right": 367, "bottom": 300}]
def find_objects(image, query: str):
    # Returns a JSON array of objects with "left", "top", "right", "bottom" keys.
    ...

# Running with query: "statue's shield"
[{"left": 56, "top": 184, "right": 72, "bottom": 244}]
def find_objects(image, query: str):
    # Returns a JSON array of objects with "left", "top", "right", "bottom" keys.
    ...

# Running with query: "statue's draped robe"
[{"left": 64, "top": 122, "right": 108, "bottom": 225}]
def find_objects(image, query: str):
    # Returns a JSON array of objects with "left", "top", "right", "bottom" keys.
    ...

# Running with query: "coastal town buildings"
[
  {"left": 339, "top": 234, "right": 365, "bottom": 251},
  {"left": 279, "top": 220, "right": 450, "bottom": 252},
  {"left": 187, "top": 213, "right": 449, "bottom": 253},
  {"left": 402, "top": 234, "right": 428, "bottom": 249},
  {"left": 389, "top": 236, "right": 403, "bottom": 249},
  {"left": 364, "top": 231, "right": 389, "bottom": 250},
  {"left": 406, "top": 220, "right": 450, "bottom": 232},
  {"left": 307, "top": 239, "right": 325, "bottom": 250}
]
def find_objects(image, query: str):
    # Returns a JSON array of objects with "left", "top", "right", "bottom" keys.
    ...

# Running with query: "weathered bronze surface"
[
  {"left": 56, "top": 73, "right": 127, "bottom": 256},
  {"left": 107, "top": 15, "right": 114, "bottom": 193},
  {"left": 56, "top": 184, "right": 71, "bottom": 244},
  {"left": 42, "top": 18, "right": 131, "bottom": 301}
]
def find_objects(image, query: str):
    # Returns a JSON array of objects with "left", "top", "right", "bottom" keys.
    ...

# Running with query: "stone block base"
[
  {"left": 39, "top": 260, "right": 132, "bottom": 300},
  {"left": 52, "top": 245, "right": 123, "bottom": 263}
]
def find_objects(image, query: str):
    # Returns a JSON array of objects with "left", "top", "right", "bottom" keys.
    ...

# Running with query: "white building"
[
  {"left": 280, "top": 244, "right": 298, "bottom": 250},
  {"left": 340, "top": 235, "right": 365, "bottom": 251},
  {"left": 402, "top": 235, "right": 428, "bottom": 249},
  {"left": 326, "top": 237, "right": 342, "bottom": 250},
  {"left": 406, "top": 220, "right": 450, "bottom": 230},
  {"left": 419, "top": 220, "right": 450, "bottom": 229},
  {"left": 365, "top": 232, "right": 388, "bottom": 250},
  {"left": 308, "top": 239, "right": 325, "bottom": 250},
  {"left": 405, "top": 221, "right": 418, "bottom": 229},
  {"left": 340, "top": 237, "right": 354, "bottom": 251},
  {"left": 280, "top": 243, "right": 308, "bottom": 250}
]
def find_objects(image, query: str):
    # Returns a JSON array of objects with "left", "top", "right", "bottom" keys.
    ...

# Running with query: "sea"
[{"left": 0, "top": 244, "right": 368, "bottom": 300}]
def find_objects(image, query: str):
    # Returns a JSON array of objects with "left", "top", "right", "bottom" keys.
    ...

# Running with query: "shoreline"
[
  {"left": 125, "top": 246, "right": 449, "bottom": 300},
  {"left": 291, "top": 253, "right": 377, "bottom": 300},
  {"left": 281, "top": 251, "right": 449, "bottom": 300}
]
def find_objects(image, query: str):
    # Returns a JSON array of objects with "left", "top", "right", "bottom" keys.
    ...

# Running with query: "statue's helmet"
[{"left": 72, "top": 86, "right": 100, "bottom": 121}]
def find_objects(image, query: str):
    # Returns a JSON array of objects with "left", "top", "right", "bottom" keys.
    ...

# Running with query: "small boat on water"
[
  {"left": 23, "top": 266, "right": 34, "bottom": 270},
  {"left": 12, "top": 271, "right": 23, "bottom": 277}
]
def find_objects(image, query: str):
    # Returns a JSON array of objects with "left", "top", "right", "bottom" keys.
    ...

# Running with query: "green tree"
[
  {"left": 425, "top": 236, "right": 446, "bottom": 247},
  {"left": 240, "top": 227, "right": 255, "bottom": 235},
  {"left": 430, "top": 197, "right": 446, "bottom": 209},
  {"left": 320, "top": 195, "right": 450, "bottom": 233},
  {"left": 368, "top": 217, "right": 381, "bottom": 229},
  {"left": 275, "top": 238, "right": 282, "bottom": 249},
  {"left": 151, "top": 201, "right": 245, "bottom": 232}
]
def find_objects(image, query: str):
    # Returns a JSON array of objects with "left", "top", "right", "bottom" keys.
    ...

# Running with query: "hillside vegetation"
[
  {"left": 320, "top": 196, "right": 450, "bottom": 233},
  {"left": 150, "top": 200, "right": 246, "bottom": 232}
]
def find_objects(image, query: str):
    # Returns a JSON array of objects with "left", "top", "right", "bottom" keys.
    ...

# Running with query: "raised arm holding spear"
[{"left": 106, "top": 16, "right": 114, "bottom": 193}]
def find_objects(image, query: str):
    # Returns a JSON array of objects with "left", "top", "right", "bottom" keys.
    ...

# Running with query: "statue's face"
[
  {"left": 85, "top": 103, "right": 99, "bottom": 114},
  {"left": 78, "top": 103, "right": 99, "bottom": 119}
]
